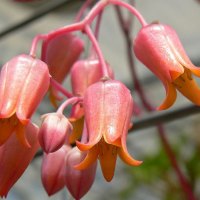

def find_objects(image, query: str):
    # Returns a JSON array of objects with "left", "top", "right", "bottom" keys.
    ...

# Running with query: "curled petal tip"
[
  {"left": 119, "top": 144, "right": 143, "bottom": 167},
  {"left": 75, "top": 147, "right": 98, "bottom": 170},
  {"left": 157, "top": 82, "right": 177, "bottom": 110},
  {"left": 76, "top": 141, "right": 94, "bottom": 151},
  {"left": 134, "top": 160, "right": 143, "bottom": 166}
]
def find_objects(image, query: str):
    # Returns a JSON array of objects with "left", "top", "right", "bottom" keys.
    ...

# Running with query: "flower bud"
[
  {"left": 38, "top": 113, "right": 72, "bottom": 153},
  {"left": 65, "top": 147, "right": 97, "bottom": 199},
  {"left": 41, "top": 145, "right": 71, "bottom": 196}
]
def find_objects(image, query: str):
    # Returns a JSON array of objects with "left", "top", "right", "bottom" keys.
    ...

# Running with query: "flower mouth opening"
[
  {"left": 172, "top": 68, "right": 200, "bottom": 106},
  {"left": 173, "top": 68, "right": 192, "bottom": 89}
]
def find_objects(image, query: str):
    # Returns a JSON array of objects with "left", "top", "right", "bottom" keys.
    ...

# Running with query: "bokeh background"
[{"left": 0, "top": 0, "right": 200, "bottom": 199}]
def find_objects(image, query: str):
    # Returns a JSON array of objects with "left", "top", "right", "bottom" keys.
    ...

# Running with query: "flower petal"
[
  {"left": 118, "top": 139, "right": 142, "bottom": 166},
  {"left": 65, "top": 147, "right": 97, "bottom": 200},
  {"left": 42, "top": 33, "right": 84, "bottom": 83},
  {"left": 173, "top": 69, "right": 200, "bottom": 105},
  {"left": 76, "top": 138, "right": 101, "bottom": 151},
  {"left": 0, "top": 122, "right": 39, "bottom": 197},
  {"left": 98, "top": 141, "right": 118, "bottom": 182},
  {"left": 41, "top": 145, "right": 71, "bottom": 196},
  {"left": 0, "top": 55, "right": 32, "bottom": 118},
  {"left": 103, "top": 80, "right": 134, "bottom": 144},
  {"left": 17, "top": 55, "right": 50, "bottom": 122},
  {"left": 157, "top": 82, "right": 177, "bottom": 110},
  {"left": 69, "top": 117, "right": 84, "bottom": 144},
  {"left": 74, "top": 146, "right": 98, "bottom": 170},
  {"left": 38, "top": 113, "right": 72, "bottom": 153},
  {"left": 118, "top": 147, "right": 142, "bottom": 166}
]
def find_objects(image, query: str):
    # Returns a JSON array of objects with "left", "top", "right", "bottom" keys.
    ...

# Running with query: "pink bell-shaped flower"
[
  {"left": 0, "top": 54, "right": 50, "bottom": 145},
  {"left": 76, "top": 80, "right": 142, "bottom": 182},
  {"left": 133, "top": 23, "right": 200, "bottom": 110},
  {"left": 42, "top": 33, "right": 84, "bottom": 83},
  {"left": 38, "top": 112, "right": 73, "bottom": 153},
  {"left": 0, "top": 122, "right": 39, "bottom": 197},
  {"left": 41, "top": 33, "right": 84, "bottom": 106},
  {"left": 69, "top": 59, "right": 114, "bottom": 144},
  {"left": 65, "top": 147, "right": 97, "bottom": 200},
  {"left": 41, "top": 145, "right": 71, "bottom": 196},
  {"left": 71, "top": 58, "right": 114, "bottom": 97}
]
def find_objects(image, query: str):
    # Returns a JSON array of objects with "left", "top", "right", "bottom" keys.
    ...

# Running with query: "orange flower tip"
[
  {"left": 126, "top": 158, "right": 143, "bottom": 167},
  {"left": 156, "top": 84, "right": 177, "bottom": 110},
  {"left": 156, "top": 105, "right": 165, "bottom": 111},
  {"left": 104, "top": 173, "right": 114, "bottom": 182},
  {"left": 134, "top": 160, "right": 143, "bottom": 166},
  {"left": 156, "top": 103, "right": 172, "bottom": 111},
  {"left": 191, "top": 67, "right": 200, "bottom": 78},
  {"left": 76, "top": 141, "right": 92, "bottom": 151}
]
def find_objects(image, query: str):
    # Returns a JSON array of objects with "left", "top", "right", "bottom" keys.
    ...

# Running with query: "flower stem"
[
  {"left": 85, "top": 25, "right": 110, "bottom": 78},
  {"left": 110, "top": 0, "right": 147, "bottom": 27},
  {"left": 94, "top": 9, "right": 103, "bottom": 40},
  {"left": 57, "top": 97, "right": 83, "bottom": 115},
  {"left": 47, "top": 0, "right": 108, "bottom": 40},
  {"left": 50, "top": 78, "right": 73, "bottom": 98},
  {"left": 115, "top": 5, "right": 197, "bottom": 200},
  {"left": 29, "top": 34, "right": 47, "bottom": 57}
]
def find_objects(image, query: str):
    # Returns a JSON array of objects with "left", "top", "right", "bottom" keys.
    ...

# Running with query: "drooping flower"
[
  {"left": 41, "top": 145, "right": 71, "bottom": 196},
  {"left": 71, "top": 58, "right": 114, "bottom": 97},
  {"left": 76, "top": 80, "right": 142, "bottom": 182},
  {"left": 41, "top": 33, "right": 84, "bottom": 106},
  {"left": 65, "top": 147, "right": 97, "bottom": 199},
  {"left": 0, "top": 122, "right": 39, "bottom": 197},
  {"left": 0, "top": 54, "right": 50, "bottom": 145},
  {"left": 38, "top": 112, "right": 73, "bottom": 153},
  {"left": 133, "top": 23, "right": 200, "bottom": 110},
  {"left": 69, "top": 58, "right": 114, "bottom": 143}
]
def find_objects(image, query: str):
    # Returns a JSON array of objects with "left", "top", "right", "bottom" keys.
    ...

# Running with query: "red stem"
[
  {"left": 85, "top": 25, "right": 110, "bottom": 78},
  {"left": 115, "top": 5, "right": 197, "bottom": 200},
  {"left": 57, "top": 97, "right": 83, "bottom": 114},
  {"left": 29, "top": 34, "right": 47, "bottom": 57},
  {"left": 50, "top": 78, "right": 73, "bottom": 98}
]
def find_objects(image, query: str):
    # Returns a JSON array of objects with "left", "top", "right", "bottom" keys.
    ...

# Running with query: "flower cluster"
[{"left": 0, "top": 0, "right": 199, "bottom": 199}]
